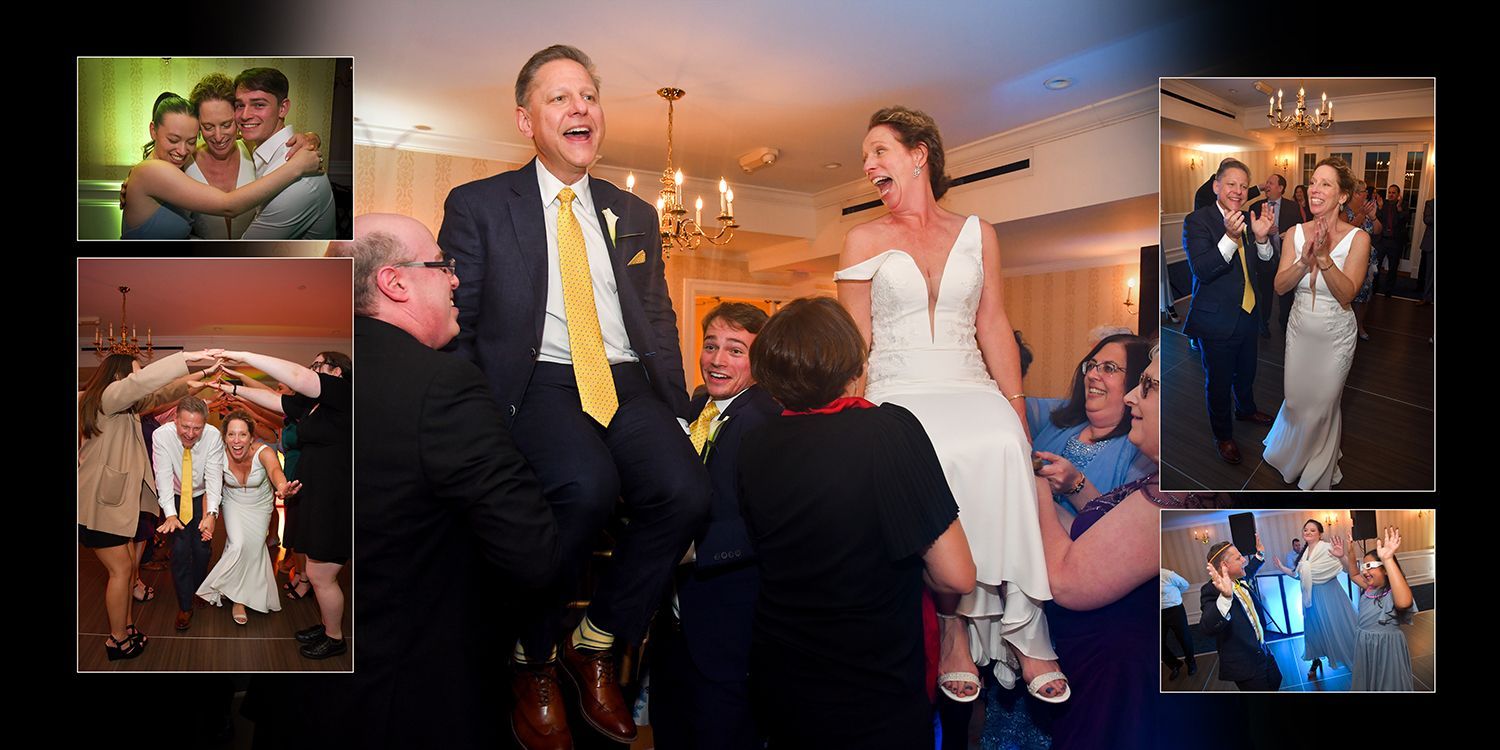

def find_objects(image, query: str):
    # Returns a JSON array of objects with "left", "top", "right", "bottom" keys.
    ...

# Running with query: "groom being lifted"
[
  {"left": 439, "top": 45, "right": 708, "bottom": 749},
  {"left": 1182, "top": 158, "right": 1276, "bottom": 464}
]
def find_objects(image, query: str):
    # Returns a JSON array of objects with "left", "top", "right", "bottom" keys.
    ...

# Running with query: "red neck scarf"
[{"left": 781, "top": 396, "right": 875, "bottom": 417}]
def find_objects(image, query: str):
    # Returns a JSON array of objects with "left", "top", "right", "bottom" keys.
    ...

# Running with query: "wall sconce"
[
  {"left": 1275, "top": 156, "right": 1291, "bottom": 172},
  {"left": 1188, "top": 156, "right": 1200, "bottom": 171},
  {"left": 1124, "top": 277, "right": 1138, "bottom": 315},
  {"left": 1192, "top": 529, "right": 1212, "bottom": 544},
  {"left": 1324, "top": 513, "right": 1339, "bottom": 529}
]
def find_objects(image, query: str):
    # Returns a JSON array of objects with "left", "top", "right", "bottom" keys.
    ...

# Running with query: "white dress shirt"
[
  {"left": 152, "top": 422, "right": 225, "bottom": 518},
  {"left": 534, "top": 165, "right": 636, "bottom": 365},
  {"left": 1160, "top": 568, "right": 1190, "bottom": 609},
  {"left": 1216, "top": 202, "right": 1274, "bottom": 263},
  {"left": 242, "top": 126, "right": 336, "bottom": 240}
]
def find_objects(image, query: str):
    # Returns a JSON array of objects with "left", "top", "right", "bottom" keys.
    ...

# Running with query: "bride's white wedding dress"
[
  {"left": 1263, "top": 223, "right": 1360, "bottom": 490},
  {"left": 836, "top": 214, "right": 1055, "bottom": 687}
]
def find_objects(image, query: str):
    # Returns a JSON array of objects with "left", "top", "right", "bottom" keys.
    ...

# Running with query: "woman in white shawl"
[{"left": 1270, "top": 519, "right": 1357, "bottom": 681}]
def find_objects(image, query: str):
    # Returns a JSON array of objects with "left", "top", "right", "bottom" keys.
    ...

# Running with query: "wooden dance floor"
[
  {"left": 1160, "top": 608, "right": 1435, "bottom": 692},
  {"left": 1160, "top": 292, "right": 1434, "bottom": 491},
  {"left": 78, "top": 533, "right": 353, "bottom": 672}
]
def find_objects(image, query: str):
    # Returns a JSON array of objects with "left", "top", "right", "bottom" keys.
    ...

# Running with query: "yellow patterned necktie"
[
  {"left": 179, "top": 446, "right": 194, "bottom": 523},
  {"left": 557, "top": 187, "right": 618, "bottom": 427},
  {"left": 1234, "top": 580, "right": 1263, "bottom": 644},
  {"left": 1235, "top": 229, "right": 1255, "bottom": 314},
  {"left": 689, "top": 401, "right": 719, "bottom": 456}
]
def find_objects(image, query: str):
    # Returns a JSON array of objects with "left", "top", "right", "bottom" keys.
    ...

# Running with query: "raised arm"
[
  {"left": 1377, "top": 527, "right": 1413, "bottom": 611},
  {"left": 219, "top": 351, "right": 322, "bottom": 398},
  {"left": 257, "top": 445, "right": 301, "bottom": 501},
  {"left": 1035, "top": 474, "right": 1158, "bottom": 610},
  {"left": 191, "top": 379, "right": 286, "bottom": 415},
  {"left": 132, "top": 148, "right": 322, "bottom": 218},
  {"left": 973, "top": 221, "right": 1029, "bottom": 435}
]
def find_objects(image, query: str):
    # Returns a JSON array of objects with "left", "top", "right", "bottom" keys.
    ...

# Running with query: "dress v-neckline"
[
  {"left": 888, "top": 215, "right": 975, "bottom": 341},
  {"left": 228, "top": 444, "right": 261, "bottom": 487}
]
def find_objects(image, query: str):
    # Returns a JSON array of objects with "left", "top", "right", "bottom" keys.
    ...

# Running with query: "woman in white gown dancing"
[
  {"left": 197, "top": 410, "right": 300, "bottom": 624},
  {"left": 1263, "top": 158, "right": 1372, "bottom": 490},
  {"left": 836, "top": 106, "right": 1068, "bottom": 705}
]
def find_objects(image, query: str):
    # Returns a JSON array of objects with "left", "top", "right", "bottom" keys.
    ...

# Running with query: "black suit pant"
[
  {"left": 510, "top": 362, "right": 709, "bottom": 654},
  {"left": 1198, "top": 307, "right": 1261, "bottom": 440},
  {"left": 1234, "top": 648, "right": 1283, "bottom": 691}
]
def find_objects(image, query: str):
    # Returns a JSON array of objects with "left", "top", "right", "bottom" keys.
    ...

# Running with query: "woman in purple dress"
[{"left": 1036, "top": 342, "right": 1230, "bottom": 749}]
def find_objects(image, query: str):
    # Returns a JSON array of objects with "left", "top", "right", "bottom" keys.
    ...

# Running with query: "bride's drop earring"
[{"left": 914, "top": 166, "right": 922, "bottom": 178}]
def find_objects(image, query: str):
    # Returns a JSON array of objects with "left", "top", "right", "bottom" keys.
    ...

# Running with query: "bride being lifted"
[{"left": 835, "top": 106, "right": 1069, "bottom": 706}]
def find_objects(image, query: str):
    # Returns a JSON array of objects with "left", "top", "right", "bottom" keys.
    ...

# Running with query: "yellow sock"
[
  {"left": 512, "top": 642, "right": 557, "bottom": 664},
  {"left": 570, "top": 614, "right": 614, "bottom": 652}
]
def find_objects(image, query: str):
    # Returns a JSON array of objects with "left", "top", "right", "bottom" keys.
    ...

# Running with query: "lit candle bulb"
[
  {"left": 719, "top": 178, "right": 728, "bottom": 215},
  {"left": 1268, "top": 95, "right": 1274, "bottom": 116},
  {"left": 1328, "top": 100, "right": 1333, "bottom": 118},
  {"left": 1277, "top": 89, "right": 1283, "bottom": 110},
  {"left": 674, "top": 170, "right": 685, "bottom": 210},
  {"left": 94, "top": 326, "right": 101, "bottom": 347},
  {"left": 695, "top": 196, "right": 703, "bottom": 225},
  {"left": 726, "top": 189, "right": 734, "bottom": 217},
  {"left": 626, "top": 173, "right": 635, "bottom": 193}
]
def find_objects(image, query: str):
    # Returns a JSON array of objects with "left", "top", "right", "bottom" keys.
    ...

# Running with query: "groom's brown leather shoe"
[
  {"left": 560, "top": 641, "right": 637, "bottom": 742},
  {"left": 174, "top": 609, "right": 192, "bottom": 631},
  {"left": 511, "top": 662, "right": 572, "bottom": 750},
  {"left": 1216, "top": 440, "right": 1242, "bottom": 464},
  {"left": 1235, "top": 411, "right": 1274, "bottom": 425}
]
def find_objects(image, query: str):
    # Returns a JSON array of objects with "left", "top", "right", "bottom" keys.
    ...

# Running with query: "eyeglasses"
[
  {"left": 310, "top": 360, "right": 330, "bottom": 371},
  {"left": 1137, "top": 373, "right": 1160, "bottom": 397},
  {"left": 1081, "top": 359, "right": 1126, "bottom": 377},
  {"left": 393, "top": 258, "right": 457, "bottom": 275}
]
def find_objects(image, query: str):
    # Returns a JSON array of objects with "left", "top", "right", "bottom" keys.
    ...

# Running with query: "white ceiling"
[
  {"left": 1183, "top": 78, "right": 1434, "bottom": 109},
  {"left": 78, "top": 258, "right": 353, "bottom": 340},
  {"left": 321, "top": 0, "right": 1208, "bottom": 193}
]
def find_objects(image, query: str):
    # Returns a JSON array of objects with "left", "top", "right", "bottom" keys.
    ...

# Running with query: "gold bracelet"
[
  {"left": 1007, "top": 392, "right": 1026, "bottom": 401},
  {"left": 1318, "top": 258, "right": 1334, "bottom": 270}
]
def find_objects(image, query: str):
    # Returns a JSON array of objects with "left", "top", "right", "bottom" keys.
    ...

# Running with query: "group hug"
[
  {"left": 120, "top": 66, "right": 335, "bottom": 240},
  {"left": 78, "top": 347, "right": 351, "bottom": 661},
  {"left": 1200, "top": 523, "right": 1418, "bottom": 692},
  {"left": 337, "top": 43, "right": 1230, "bottom": 750}
]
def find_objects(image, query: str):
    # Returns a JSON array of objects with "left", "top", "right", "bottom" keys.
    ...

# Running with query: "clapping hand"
[
  {"left": 1224, "top": 210, "right": 1247, "bottom": 243},
  {"left": 1206, "top": 561, "right": 1235, "bottom": 597},
  {"left": 1377, "top": 526, "right": 1401, "bottom": 560},
  {"left": 1249, "top": 207, "right": 1274, "bottom": 242}
]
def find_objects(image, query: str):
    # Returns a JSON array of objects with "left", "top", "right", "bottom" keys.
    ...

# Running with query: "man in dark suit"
[
  {"left": 438, "top": 45, "right": 709, "bottom": 748},
  {"left": 1182, "top": 159, "right": 1276, "bottom": 464},
  {"left": 1375, "top": 184, "right": 1409, "bottom": 297},
  {"left": 337, "top": 214, "right": 560, "bottom": 746},
  {"left": 650, "top": 302, "right": 780, "bottom": 749},
  {"left": 1200, "top": 540, "right": 1282, "bottom": 691},
  {"left": 1248, "top": 173, "right": 1303, "bottom": 337}
]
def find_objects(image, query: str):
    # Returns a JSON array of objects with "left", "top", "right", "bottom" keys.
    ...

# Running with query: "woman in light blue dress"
[
  {"left": 1269, "top": 519, "right": 1358, "bottom": 680},
  {"left": 1341, "top": 526, "right": 1418, "bottom": 690},
  {"left": 120, "top": 92, "right": 323, "bottom": 239},
  {"left": 1028, "top": 334, "right": 1155, "bottom": 515}
]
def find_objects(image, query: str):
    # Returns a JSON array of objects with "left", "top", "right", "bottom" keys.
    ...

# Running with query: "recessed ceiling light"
[
  {"left": 1043, "top": 77, "right": 1072, "bottom": 91},
  {"left": 824, "top": 162, "right": 841, "bottom": 170},
  {"left": 414, "top": 124, "right": 433, "bottom": 131}
]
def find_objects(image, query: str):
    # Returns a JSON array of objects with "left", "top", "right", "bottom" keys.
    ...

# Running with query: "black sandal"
[
  {"left": 284, "top": 576, "right": 312, "bottom": 600},
  {"left": 106, "top": 635, "right": 146, "bottom": 661},
  {"left": 126, "top": 623, "right": 147, "bottom": 644},
  {"left": 132, "top": 582, "right": 156, "bottom": 602}
]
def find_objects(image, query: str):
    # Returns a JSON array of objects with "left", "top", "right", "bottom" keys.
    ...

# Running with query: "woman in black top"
[
  {"left": 738, "top": 297, "right": 974, "bottom": 748},
  {"left": 195, "top": 350, "right": 351, "bottom": 659}
]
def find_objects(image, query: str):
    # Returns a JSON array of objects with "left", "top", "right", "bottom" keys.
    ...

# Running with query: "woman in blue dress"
[
  {"left": 1340, "top": 526, "right": 1418, "bottom": 690},
  {"left": 120, "top": 92, "right": 323, "bottom": 239},
  {"left": 1028, "top": 334, "right": 1155, "bottom": 515},
  {"left": 1269, "top": 519, "right": 1358, "bottom": 680}
]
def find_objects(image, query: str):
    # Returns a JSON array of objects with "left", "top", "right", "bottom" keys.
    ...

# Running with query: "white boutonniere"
[{"left": 602, "top": 208, "right": 620, "bottom": 243}]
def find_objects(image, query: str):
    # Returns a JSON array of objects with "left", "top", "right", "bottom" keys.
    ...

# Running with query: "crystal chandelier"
[
  {"left": 93, "top": 286, "right": 153, "bottom": 360},
  {"left": 1267, "top": 85, "right": 1333, "bottom": 135},
  {"left": 629, "top": 87, "right": 737, "bottom": 258}
]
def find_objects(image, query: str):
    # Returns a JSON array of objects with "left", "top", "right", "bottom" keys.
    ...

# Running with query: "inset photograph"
[
  {"left": 1160, "top": 508, "right": 1434, "bottom": 692},
  {"left": 77, "top": 257, "right": 352, "bottom": 671},
  {"left": 78, "top": 57, "right": 353, "bottom": 241},
  {"left": 1159, "top": 78, "right": 1434, "bottom": 491}
]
